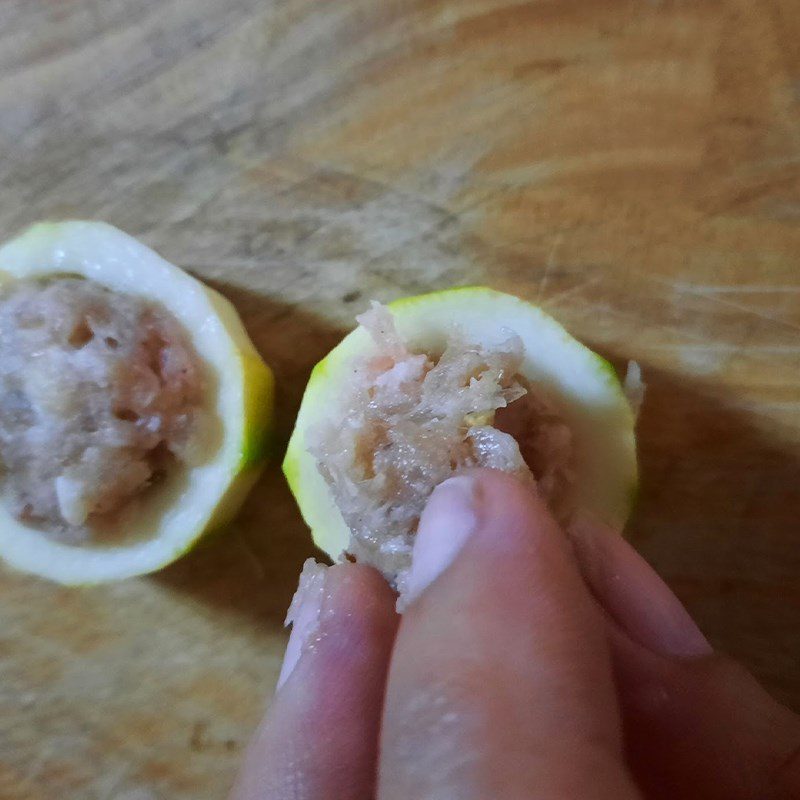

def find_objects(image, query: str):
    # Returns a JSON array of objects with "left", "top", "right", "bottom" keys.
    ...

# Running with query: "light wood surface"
[{"left": 1, "top": 1, "right": 799, "bottom": 798}]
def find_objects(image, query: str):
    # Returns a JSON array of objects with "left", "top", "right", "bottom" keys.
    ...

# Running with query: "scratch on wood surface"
[
  {"left": 688, "top": 292, "right": 800, "bottom": 335},
  {"left": 546, "top": 294, "right": 712, "bottom": 346},
  {"left": 669, "top": 282, "right": 800, "bottom": 294},
  {"left": 648, "top": 275, "right": 800, "bottom": 334},
  {"left": 234, "top": 532, "right": 266, "bottom": 581},
  {"left": 536, "top": 231, "right": 563, "bottom": 301},
  {"left": 643, "top": 343, "right": 800, "bottom": 353},
  {"left": 542, "top": 274, "right": 602, "bottom": 308}
]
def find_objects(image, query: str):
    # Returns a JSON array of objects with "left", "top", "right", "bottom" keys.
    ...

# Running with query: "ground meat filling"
[
  {"left": 310, "top": 304, "right": 575, "bottom": 597},
  {"left": 0, "top": 277, "right": 206, "bottom": 542}
]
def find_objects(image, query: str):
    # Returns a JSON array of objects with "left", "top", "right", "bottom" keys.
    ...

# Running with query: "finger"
[
  {"left": 612, "top": 623, "right": 800, "bottom": 800},
  {"left": 568, "top": 516, "right": 711, "bottom": 659},
  {"left": 571, "top": 519, "right": 800, "bottom": 800},
  {"left": 230, "top": 560, "right": 399, "bottom": 800},
  {"left": 379, "top": 470, "right": 641, "bottom": 800}
]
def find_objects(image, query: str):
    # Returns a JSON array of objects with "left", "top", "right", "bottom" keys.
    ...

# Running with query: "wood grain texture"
[{"left": 0, "top": 1, "right": 798, "bottom": 798}]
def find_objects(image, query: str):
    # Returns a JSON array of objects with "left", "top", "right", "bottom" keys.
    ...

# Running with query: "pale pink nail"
[
  {"left": 277, "top": 559, "right": 328, "bottom": 689},
  {"left": 404, "top": 475, "right": 479, "bottom": 605},
  {"left": 570, "top": 517, "right": 712, "bottom": 659}
]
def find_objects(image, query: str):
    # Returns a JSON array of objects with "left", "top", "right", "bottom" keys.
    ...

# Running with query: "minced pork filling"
[
  {"left": 0, "top": 277, "right": 206, "bottom": 541},
  {"left": 310, "top": 303, "right": 575, "bottom": 597}
]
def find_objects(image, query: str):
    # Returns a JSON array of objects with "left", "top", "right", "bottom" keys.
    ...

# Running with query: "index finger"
[
  {"left": 379, "top": 470, "right": 641, "bottom": 800},
  {"left": 231, "top": 562, "right": 398, "bottom": 800}
]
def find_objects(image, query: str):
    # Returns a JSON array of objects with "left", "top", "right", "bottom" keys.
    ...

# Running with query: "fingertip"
[
  {"left": 323, "top": 562, "right": 402, "bottom": 650},
  {"left": 469, "top": 467, "right": 565, "bottom": 551},
  {"left": 325, "top": 560, "right": 400, "bottom": 616},
  {"left": 405, "top": 468, "right": 560, "bottom": 606},
  {"left": 278, "top": 560, "right": 398, "bottom": 692}
]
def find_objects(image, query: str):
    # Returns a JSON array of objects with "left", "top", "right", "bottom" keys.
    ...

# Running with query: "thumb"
[{"left": 379, "top": 469, "right": 641, "bottom": 799}]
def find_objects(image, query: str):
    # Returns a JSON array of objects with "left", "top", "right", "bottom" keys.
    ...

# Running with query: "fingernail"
[
  {"left": 569, "top": 518, "right": 712, "bottom": 659},
  {"left": 404, "top": 475, "right": 479, "bottom": 605},
  {"left": 277, "top": 559, "right": 329, "bottom": 689}
]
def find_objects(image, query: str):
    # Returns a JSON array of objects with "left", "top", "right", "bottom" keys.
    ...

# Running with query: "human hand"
[{"left": 231, "top": 470, "right": 800, "bottom": 799}]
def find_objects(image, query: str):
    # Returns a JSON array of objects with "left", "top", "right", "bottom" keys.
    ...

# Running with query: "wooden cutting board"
[{"left": 1, "top": 1, "right": 798, "bottom": 797}]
